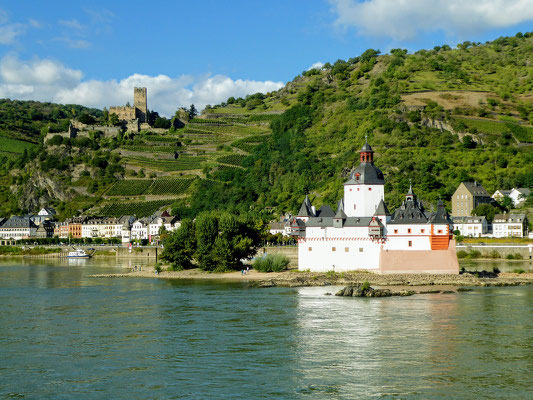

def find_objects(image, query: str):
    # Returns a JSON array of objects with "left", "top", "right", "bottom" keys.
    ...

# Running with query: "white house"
[
  {"left": 492, "top": 188, "right": 530, "bottom": 207},
  {"left": 492, "top": 214, "right": 528, "bottom": 238},
  {"left": 509, "top": 188, "right": 530, "bottom": 207},
  {"left": 0, "top": 216, "right": 38, "bottom": 240},
  {"left": 452, "top": 216, "right": 489, "bottom": 237},
  {"left": 131, "top": 219, "right": 149, "bottom": 240},
  {"left": 296, "top": 141, "right": 459, "bottom": 274}
]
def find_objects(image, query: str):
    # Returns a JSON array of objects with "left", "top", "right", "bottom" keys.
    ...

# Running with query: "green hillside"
[{"left": 0, "top": 32, "right": 532, "bottom": 220}]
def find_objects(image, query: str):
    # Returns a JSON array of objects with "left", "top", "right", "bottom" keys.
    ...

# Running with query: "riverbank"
[{"left": 90, "top": 267, "right": 533, "bottom": 291}]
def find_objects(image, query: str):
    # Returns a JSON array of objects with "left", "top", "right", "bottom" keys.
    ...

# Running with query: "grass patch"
[
  {"left": 0, "top": 136, "right": 37, "bottom": 153},
  {"left": 253, "top": 254, "right": 290, "bottom": 272}
]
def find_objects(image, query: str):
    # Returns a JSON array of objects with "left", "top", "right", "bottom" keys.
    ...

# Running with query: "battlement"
[{"left": 109, "top": 87, "right": 148, "bottom": 124}]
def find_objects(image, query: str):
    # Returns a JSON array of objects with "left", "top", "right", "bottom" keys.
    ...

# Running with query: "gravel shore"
[{"left": 90, "top": 268, "right": 533, "bottom": 291}]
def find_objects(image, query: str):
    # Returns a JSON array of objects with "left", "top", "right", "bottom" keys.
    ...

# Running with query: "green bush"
[
  {"left": 513, "top": 268, "right": 525, "bottom": 274},
  {"left": 253, "top": 254, "right": 290, "bottom": 272},
  {"left": 485, "top": 250, "right": 501, "bottom": 259},
  {"left": 457, "top": 250, "right": 468, "bottom": 258},
  {"left": 506, "top": 253, "right": 523, "bottom": 260}
]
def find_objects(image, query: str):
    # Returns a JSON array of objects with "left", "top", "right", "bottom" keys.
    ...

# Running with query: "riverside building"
[{"left": 296, "top": 141, "right": 459, "bottom": 274}]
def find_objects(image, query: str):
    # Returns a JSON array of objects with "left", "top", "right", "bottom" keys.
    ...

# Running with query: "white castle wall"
[
  {"left": 344, "top": 184, "right": 384, "bottom": 217},
  {"left": 299, "top": 226, "right": 382, "bottom": 271},
  {"left": 385, "top": 224, "right": 432, "bottom": 250}
]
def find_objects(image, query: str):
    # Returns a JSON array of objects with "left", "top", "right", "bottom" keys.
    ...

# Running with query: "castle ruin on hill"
[{"left": 109, "top": 87, "right": 148, "bottom": 124}]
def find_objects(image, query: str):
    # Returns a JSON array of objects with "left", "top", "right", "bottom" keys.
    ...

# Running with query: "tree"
[
  {"left": 195, "top": 211, "right": 219, "bottom": 271},
  {"left": 472, "top": 203, "right": 502, "bottom": 222},
  {"left": 161, "top": 219, "right": 196, "bottom": 270},
  {"left": 78, "top": 113, "right": 96, "bottom": 125},
  {"left": 108, "top": 113, "right": 120, "bottom": 126},
  {"left": 189, "top": 104, "right": 198, "bottom": 119}
]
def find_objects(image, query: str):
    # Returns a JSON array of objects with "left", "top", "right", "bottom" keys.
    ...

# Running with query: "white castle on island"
[{"left": 294, "top": 141, "right": 459, "bottom": 274}]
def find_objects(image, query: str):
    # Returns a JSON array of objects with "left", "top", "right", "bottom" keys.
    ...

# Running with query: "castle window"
[
  {"left": 369, "top": 188, "right": 372, "bottom": 191},
  {"left": 354, "top": 205, "right": 356, "bottom": 210},
  {"left": 408, "top": 240, "right": 412, "bottom": 247},
  {"left": 332, "top": 247, "right": 336, "bottom": 252},
  {"left": 394, "top": 229, "right": 398, "bottom": 234},
  {"left": 421, "top": 229, "right": 425, "bottom": 234},
  {"left": 407, "top": 228, "right": 411, "bottom": 234},
  {"left": 349, "top": 188, "right": 352, "bottom": 192},
  {"left": 308, "top": 247, "right": 312, "bottom": 251},
  {"left": 359, "top": 248, "right": 363, "bottom": 252},
  {"left": 357, "top": 188, "right": 360, "bottom": 191},
  {"left": 438, "top": 229, "right": 443, "bottom": 234},
  {"left": 345, "top": 247, "right": 349, "bottom": 252}
]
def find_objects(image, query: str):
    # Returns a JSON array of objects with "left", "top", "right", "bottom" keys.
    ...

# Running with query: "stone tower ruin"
[{"left": 134, "top": 87, "right": 148, "bottom": 123}]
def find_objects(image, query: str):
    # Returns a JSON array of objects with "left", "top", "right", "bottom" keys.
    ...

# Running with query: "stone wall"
[
  {"left": 109, "top": 106, "right": 136, "bottom": 121},
  {"left": 457, "top": 244, "right": 533, "bottom": 260}
]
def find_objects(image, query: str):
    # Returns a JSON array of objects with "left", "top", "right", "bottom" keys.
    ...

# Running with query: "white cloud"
[
  {"left": 331, "top": 0, "right": 533, "bottom": 40},
  {"left": 0, "top": 8, "right": 28, "bottom": 44},
  {"left": 307, "top": 62, "right": 324, "bottom": 70},
  {"left": 58, "top": 19, "right": 85, "bottom": 30},
  {"left": 53, "top": 37, "right": 92, "bottom": 49},
  {"left": 0, "top": 55, "right": 284, "bottom": 116},
  {"left": 28, "top": 18, "right": 42, "bottom": 28}
]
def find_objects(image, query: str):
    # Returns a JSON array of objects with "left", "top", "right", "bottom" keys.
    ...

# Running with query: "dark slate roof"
[
  {"left": 452, "top": 216, "right": 486, "bottom": 224},
  {"left": 428, "top": 200, "right": 453, "bottom": 224},
  {"left": 335, "top": 200, "right": 347, "bottom": 219},
  {"left": 389, "top": 189, "right": 429, "bottom": 225},
  {"left": 360, "top": 141, "right": 373, "bottom": 152},
  {"left": 374, "top": 199, "right": 390, "bottom": 216},
  {"left": 290, "top": 218, "right": 306, "bottom": 227},
  {"left": 316, "top": 205, "right": 335, "bottom": 217},
  {"left": 297, "top": 195, "right": 314, "bottom": 217},
  {"left": 345, "top": 163, "right": 385, "bottom": 185},
  {"left": 461, "top": 182, "right": 489, "bottom": 197},
  {"left": 2, "top": 216, "right": 37, "bottom": 229},
  {"left": 305, "top": 216, "right": 374, "bottom": 228},
  {"left": 493, "top": 214, "right": 527, "bottom": 223}
]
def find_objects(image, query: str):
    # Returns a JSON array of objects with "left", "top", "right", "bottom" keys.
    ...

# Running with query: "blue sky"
[{"left": 1, "top": 0, "right": 533, "bottom": 115}]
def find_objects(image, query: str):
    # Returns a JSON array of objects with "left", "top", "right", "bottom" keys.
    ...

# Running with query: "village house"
[
  {"left": 452, "top": 182, "right": 492, "bottom": 217},
  {"left": 452, "top": 216, "right": 489, "bottom": 237},
  {"left": 0, "top": 216, "right": 38, "bottom": 240},
  {"left": 30, "top": 208, "right": 57, "bottom": 226},
  {"left": 492, "top": 188, "right": 530, "bottom": 207},
  {"left": 131, "top": 219, "right": 149, "bottom": 241},
  {"left": 35, "top": 221, "right": 55, "bottom": 238},
  {"left": 492, "top": 214, "right": 529, "bottom": 238},
  {"left": 509, "top": 188, "right": 530, "bottom": 207}
]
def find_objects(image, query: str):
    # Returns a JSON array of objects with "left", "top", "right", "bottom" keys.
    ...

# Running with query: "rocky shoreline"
[{"left": 90, "top": 267, "right": 533, "bottom": 291}]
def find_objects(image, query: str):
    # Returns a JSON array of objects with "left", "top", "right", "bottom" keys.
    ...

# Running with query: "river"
[{"left": 0, "top": 258, "right": 532, "bottom": 399}]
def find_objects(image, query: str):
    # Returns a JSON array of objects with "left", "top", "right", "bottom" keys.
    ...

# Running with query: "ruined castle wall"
[{"left": 109, "top": 106, "right": 136, "bottom": 121}]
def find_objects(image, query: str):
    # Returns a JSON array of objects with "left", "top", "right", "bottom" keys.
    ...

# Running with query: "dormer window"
[{"left": 355, "top": 173, "right": 360, "bottom": 181}]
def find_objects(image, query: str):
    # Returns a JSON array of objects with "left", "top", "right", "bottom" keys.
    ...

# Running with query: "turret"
[{"left": 344, "top": 140, "right": 385, "bottom": 217}]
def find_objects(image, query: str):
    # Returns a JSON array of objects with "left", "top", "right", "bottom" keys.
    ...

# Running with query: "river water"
[{"left": 0, "top": 258, "right": 532, "bottom": 399}]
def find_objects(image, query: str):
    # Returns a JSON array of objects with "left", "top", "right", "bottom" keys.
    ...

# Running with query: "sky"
[{"left": 0, "top": 0, "right": 532, "bottom": 116}]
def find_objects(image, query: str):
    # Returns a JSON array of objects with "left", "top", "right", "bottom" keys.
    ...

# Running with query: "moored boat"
[{"left": 67, "top": 248, "right": 91, "bottom": 258}]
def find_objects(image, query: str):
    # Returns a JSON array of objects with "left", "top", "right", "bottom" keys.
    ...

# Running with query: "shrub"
[
  {"left": 485, "top": 250, "right": 501, "bottom": 259},
  {"left": 506, "top": 253, "right": 523, "bottom": 260},
  {"left": 513, "top": 268, "right": 525, "bottom": 274},
  {"left": 457, "top": 250, "right": 468, "bottom": 258},
  {"left": 253, "top": 254, "right": 290, "bottom": 272}
]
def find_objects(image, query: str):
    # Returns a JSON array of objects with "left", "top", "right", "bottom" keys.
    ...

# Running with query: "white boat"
[{"left": 67, "top": 248, "right": 91, "bottom": 258}]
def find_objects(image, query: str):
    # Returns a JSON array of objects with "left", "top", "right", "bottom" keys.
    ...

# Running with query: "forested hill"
[
  {"left": 186, "top": 32, "right": 533, "bottom": 216},
  {"left": 0, "top": 33, "right": 532, "bottom": 220}
]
